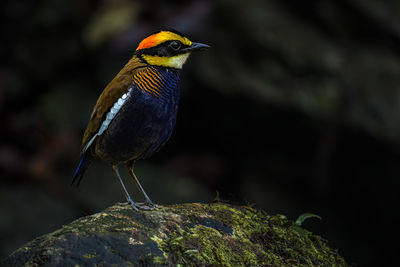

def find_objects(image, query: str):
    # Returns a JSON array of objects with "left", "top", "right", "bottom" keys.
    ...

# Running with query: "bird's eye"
[{"left": 169, "top": 41, "right": 181, "bottom": 51}]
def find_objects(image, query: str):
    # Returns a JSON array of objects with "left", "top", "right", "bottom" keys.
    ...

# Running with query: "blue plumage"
[
  {"left": 72, "top": 67, "right": 180, "bottom": 186},
  {"left": 72, "top": 152, "right": 91, "bottom": 187},
  {"left": 94, "top": 67, "right": 180, "bottom": 164}
]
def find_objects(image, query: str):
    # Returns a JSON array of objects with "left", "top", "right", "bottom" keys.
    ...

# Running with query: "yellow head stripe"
[
  {"left": 136, "top": 31, "right": 192, "bottom": 50},
  {"left": 141, "top": 53, "right": 190, "bottom": 69}
]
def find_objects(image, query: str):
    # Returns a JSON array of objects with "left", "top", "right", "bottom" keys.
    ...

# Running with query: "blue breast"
[{"left": 96, "top": 67, "right": 180, "bottom": 164}]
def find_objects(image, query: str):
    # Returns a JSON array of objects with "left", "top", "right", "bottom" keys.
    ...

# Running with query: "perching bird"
[{"left": 72, "top": 30, "right": 209, "bottom": 211}]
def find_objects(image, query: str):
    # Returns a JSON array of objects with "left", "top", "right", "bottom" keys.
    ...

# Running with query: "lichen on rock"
[{"left": 1, "top": 203, "right": 348, "bottom": 266}]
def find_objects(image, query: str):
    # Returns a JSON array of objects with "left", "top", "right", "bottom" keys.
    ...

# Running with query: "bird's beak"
[{"left": 185, "top": 42, "right": 210, "bottom": 52}]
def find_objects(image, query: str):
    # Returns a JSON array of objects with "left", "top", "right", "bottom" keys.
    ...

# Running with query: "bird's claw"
[
  {"left": 118, "top": 200, "right": 158, "bottom": 211},
  {"left": 118, "top": 200, "right": 139, "bottom": 211},
  {"left": 136, "top": 201, "right": 158, "bottom": 210}
]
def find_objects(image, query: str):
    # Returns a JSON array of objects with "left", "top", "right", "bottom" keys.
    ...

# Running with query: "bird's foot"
[
  {"left": 135, "top": 201, "right": 159, "bottom": 211},
  {"left": 118, "top": 200, "right": 139, "bottom": 211},
  {"left": 117, "top": 200, "right": 157, "bottom": 211}
]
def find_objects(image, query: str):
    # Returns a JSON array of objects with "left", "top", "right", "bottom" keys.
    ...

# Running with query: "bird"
[{"left": 71, "top": 30, "right": 209, "bottom": 211}]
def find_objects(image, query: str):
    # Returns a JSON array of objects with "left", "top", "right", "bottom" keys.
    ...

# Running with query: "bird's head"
[{"left": 135, "top": 30, "right": 209, "bottom": 69}]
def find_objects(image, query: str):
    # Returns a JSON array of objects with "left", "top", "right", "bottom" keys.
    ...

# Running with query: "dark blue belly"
[{"left": 96, "top": 73, "right": 180, "bottom": 165}]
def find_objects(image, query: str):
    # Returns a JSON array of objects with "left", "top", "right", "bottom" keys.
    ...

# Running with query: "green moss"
[
  {"left": 153, "top": 256, "right": 167, "bottom": 264},
  {"left": 83, "top": 253, "right": 99, "bottom": 259},
  {"left": 149, "top": 203, "right": 347, "bottom": 266},
  {"left": 2, "top": 203, "right": 348, "bottom": 266}
]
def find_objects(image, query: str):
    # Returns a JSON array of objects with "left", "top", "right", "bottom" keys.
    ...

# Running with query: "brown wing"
[{"left": 81, "top": 56, "right": 147, "bottom": 151}]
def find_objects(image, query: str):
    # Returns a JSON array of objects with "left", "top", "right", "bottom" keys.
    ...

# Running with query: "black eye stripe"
[
  {"left": 165, "top": 40, "right": 182, "bottom": 48},
  {"left": 136, "top": 40, "right": 190, "bottom": 57},
  {"left": 169, "top": 41, "right": 181, "bottom": 50},
  {"left": 154, "top": 40, "right": 188, "bottom": 50}
]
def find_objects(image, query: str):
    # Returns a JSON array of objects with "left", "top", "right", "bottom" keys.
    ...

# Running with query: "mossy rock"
[{"left": 1, "top": 203, "right": 348, "bottom": 266}]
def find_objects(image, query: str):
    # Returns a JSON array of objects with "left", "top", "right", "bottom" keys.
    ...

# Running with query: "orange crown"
[{"left": 136, "top": 30, "right": 192, "bottom": 50}]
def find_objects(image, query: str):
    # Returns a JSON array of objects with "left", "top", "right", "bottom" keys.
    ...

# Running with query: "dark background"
[{"left": 1, "top": 0, "right": 399, "bottom": 266}]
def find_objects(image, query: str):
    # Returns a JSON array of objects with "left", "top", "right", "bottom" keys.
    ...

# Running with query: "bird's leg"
[
  {"left": 112, "top": 165, "right": 139, "bottom": 211},
  {"left": 126, "top": 161, "right": 158, "bottom": 210}
]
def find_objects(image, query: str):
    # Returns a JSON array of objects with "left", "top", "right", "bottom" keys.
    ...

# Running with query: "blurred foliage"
[
  {"left": 201, "top": 0, "right": 400, "bottom": 145},
  {"left": 83, "top": 0, "right": 139, "bottom": 47},
  {"left": 1, "top": 0, "right": 400, "bottom": 266},
  {"left": 295, "top": 213, "right": 322, "bottom": 226}
]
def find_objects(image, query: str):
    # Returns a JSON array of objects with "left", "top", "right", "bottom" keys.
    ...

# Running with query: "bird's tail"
[{"left": 71, "top": 152, "right": 91, "bottom": 187}]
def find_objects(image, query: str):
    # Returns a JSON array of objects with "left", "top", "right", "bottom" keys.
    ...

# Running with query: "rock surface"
[{"left": 1, "top": 203, "right": 348, "bottom": 266}]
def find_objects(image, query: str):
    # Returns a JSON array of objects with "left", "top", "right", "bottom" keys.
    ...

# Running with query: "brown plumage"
[{"left": 82, "top": 57, "right": 147, "bottom": 149}]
